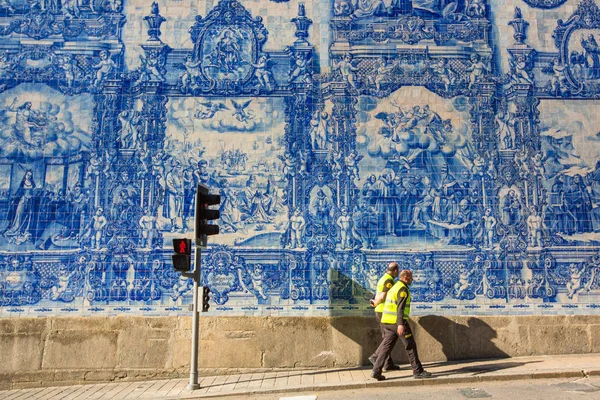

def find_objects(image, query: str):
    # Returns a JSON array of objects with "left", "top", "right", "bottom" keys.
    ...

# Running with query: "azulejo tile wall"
[{"left": 0, "top": 0, "right": 599, "bottom": 318}]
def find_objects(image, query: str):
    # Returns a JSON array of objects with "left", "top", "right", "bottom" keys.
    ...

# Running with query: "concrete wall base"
[{"left": 2, "top": 315, "right": 599, "bottom": 389}]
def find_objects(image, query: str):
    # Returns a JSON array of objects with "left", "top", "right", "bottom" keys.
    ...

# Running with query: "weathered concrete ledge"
[{"left": 1, "top": 315, "right": 600, "bottom": 389}]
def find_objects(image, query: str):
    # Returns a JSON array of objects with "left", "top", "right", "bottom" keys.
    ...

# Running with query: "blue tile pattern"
[{"left": 0, "top": 0, "right": 599, "bottom": 317}]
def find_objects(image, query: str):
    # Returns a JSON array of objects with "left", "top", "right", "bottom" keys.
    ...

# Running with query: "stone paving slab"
[{"left": 1, "top": 354, "right": 599, "bottom": 400}]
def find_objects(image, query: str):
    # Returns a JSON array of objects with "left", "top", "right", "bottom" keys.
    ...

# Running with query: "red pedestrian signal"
[
  {"left": 173, "top": 238, "right": 192, "bottom": 255},
  {"left": 172, "top": 238, "right": 192, "bottom": 272}
]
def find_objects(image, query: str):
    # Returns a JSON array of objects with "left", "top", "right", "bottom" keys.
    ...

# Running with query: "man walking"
[
  {"left": 371, "top": 269, "right": 432, "bottom": 381},
  {"left": 368, "top": 262, "right": 400, "bottom": 371}
]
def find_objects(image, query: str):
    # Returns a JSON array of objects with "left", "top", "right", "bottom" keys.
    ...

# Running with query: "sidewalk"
[{"left": 2, "top": 353, "right": 599, "bottom": 400}]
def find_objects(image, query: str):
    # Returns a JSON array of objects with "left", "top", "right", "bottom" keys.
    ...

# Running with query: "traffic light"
[
  {"left": 172, "top": 238, "right": 192, "bottom": 272},
  {"left": 195, "top": 184, "right": 220, "bottom": 245},
  {"left": 201, "top": 286, "right": 211, "bottom": 312}
]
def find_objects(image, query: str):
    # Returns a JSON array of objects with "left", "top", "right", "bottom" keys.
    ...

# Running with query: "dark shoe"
[
  {"left": 384, "top": 365, "right": 400, "bottom": 371},
  {"left": 371, "top": 372, "right": 386, "bottom": 381},
  {"left": 413, "top": 370, "right": 433, "bottom": 379},
  {"left": 368, "top": 355, "right": 376, "bottom": 365}
]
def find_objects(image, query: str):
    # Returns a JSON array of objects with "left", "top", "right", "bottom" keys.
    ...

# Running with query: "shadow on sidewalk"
[
  {"left": 426, "top": 360, "right": 543, "bottom": 378},
  {"left": 368, "top": 359, "right": 544, "bottom": 381}
]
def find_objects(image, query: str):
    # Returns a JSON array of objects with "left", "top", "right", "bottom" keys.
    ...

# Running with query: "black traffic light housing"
[
  {"left": 195, "top": 184, "right": 221, "bottom": 245},
  {"left": 172, "top": 238, "right": 192, "bottom": 272},
  {"left": 201, "top": 286, "right": 211, "bottom": 312}
]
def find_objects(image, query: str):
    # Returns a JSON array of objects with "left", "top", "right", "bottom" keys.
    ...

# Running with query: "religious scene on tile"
[{"left": 0, "top": 0, "right": 600, "bottom": 314}]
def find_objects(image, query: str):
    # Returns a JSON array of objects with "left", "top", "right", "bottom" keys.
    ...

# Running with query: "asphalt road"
[{"left": 231, "top": 376, "right": 600, "bottom": 400}]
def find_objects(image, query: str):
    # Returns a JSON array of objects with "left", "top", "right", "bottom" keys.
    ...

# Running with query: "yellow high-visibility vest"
[
  {"left": 374, "top": 273, "right": 394, "bottom": 313},
  {"left": 381, "top": 281, "right": 410, "bottom": 325}
]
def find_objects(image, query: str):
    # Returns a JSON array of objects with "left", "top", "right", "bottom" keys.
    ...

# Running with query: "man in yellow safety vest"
[
  {"left": 371, "top": 269, "right": 432, "bottom": 381},
  {"left": 368, "top": 262, "right": 400, "bottom": 371}
]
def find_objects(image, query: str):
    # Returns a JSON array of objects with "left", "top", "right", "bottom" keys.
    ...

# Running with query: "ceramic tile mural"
[{"left": 1, "top": 0, "right": 600, "bottom": 318}]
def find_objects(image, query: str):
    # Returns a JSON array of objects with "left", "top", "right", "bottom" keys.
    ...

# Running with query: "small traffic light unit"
[
  {"left": 195, "top": 184, "right": 220, "bottom": 245},
  {"left": 172, "top": 238, "right": 192, "bottom": 272},
  {"left": 201, "top": 286, "right": 211, "bottom": 312}
]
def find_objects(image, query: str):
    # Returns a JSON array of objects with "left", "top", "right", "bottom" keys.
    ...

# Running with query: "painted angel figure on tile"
[
  {"left": 251, "top": 53, "right": 275, "bottom": 92},
  {"left": 180, "top": 54, "right": 202, "bottom": 91}
]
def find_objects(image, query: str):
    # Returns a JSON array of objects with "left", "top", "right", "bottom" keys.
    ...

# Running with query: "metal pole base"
[{"left": 187, "top": 383, "right": 200, "bottom": 391}]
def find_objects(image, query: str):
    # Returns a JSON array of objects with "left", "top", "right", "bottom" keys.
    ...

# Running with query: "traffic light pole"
[
  {"left": 186, "top": 245, "right": 201, "bottom": 390},
  {"left": 184, "top": 184, "right": 219, "bottom": 391}
]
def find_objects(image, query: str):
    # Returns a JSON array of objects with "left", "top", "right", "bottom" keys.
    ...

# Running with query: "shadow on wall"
[
  {"left": 416, "top": 315, "right": 510, "bottom": 361},
  {"left": 328, "top": 270, "right": 509, "bottom": 367}
]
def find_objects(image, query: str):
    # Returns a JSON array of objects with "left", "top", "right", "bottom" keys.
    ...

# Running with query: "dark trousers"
[
  {"left": 369, "top": 312, "right": 395, "bottom": 368},
  {"left": 372, "top": 322, "right": 423, "bottom": 375}
]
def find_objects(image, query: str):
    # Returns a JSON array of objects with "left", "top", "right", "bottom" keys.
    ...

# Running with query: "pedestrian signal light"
[
  {"left": 172, "top": 238, "right": 192, "bottom": 272},
  {"left": 173, "top": 238, "right": 192, "bottom": 255},
  {"left": 195, "top": 184, "right": 221, "bottom": 244},
  {"left": 201, "top": 286, "right": 211, "bottom": 312}
]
